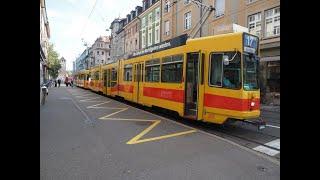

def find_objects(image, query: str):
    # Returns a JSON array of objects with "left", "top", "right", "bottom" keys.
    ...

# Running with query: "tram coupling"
[{"left": 243, "top": 118, "right": 266, "bottom": 130}]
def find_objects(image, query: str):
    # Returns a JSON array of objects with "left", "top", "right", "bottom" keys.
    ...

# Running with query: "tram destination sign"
[
  {"left": 128, "top": 34, "right": 188, "bottom": 59},
  {"left": 243, "top": 33, "right": 259, "bottom": 54}
]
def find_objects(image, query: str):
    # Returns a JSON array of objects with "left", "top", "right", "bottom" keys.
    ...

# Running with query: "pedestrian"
[
  {"left": 54, "top": 80, "right": 57, "bottom": 87},
  {"left": 65, "top": 77, "right": 69, "bottom": 87},
  {"left": 71, "top": 79, "right": 74, "bottom": 88},
  {"left": 58, "top": 79, "right": 61, "bottom": 87}
]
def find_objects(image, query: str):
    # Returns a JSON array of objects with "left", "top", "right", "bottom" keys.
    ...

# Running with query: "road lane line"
[{"left": 266, "top": 124, "right": 280, "bottom": 129}]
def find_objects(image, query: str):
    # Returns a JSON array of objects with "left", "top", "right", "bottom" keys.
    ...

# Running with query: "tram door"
[
  {"left": 133, "top": 62, "right": 144, "bottom": 103},
  {"left": 185, "top": 53, "right": 200, "bottom": 118}
]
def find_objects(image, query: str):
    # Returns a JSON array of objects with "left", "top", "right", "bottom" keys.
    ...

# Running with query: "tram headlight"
[{"left": 250, "top": 101, "right": 255, "bottom": 107}]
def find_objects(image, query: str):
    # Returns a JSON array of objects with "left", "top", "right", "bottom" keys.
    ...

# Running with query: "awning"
[{"left": 260, "top": 56, "right": 280, "bottom": 62}]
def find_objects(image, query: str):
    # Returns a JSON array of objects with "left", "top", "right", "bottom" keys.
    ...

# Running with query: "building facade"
[
  {"left": 140, "top": 0, "right": 161, "bottom": 49},
  {"left": 75, "top": 48, "right": 90, "bottom": 72},
  {"left": 124, "top": 6, "right": 142, "bottom": 58},
  {"left": 40, "top": 0, "right": 50, "bottom": 85},
  {"left": 90, "top": 36, "right": 111, "bottom": 66},
  {"left": 245, "top": 0, "right": 280, "bottom": 105},
  {"left": 110, "top": 18, "right": 127, "bottom": 62},
  {"left": 57, "top": 57, "right": 67, "bottom": 80}
]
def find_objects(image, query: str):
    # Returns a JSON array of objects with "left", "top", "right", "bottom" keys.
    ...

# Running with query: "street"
[{"left": 41, "top": 86, "right": 280, "bottom": 180}]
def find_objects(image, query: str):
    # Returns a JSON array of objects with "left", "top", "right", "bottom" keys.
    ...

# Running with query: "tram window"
[
  {"left": 210, "top": 54, "right": 223, "bottom": 86},
  {"left": 145, "top": 59, "right": 160, "bottom": 82},
  {"left": 103, "top": 70, "right": 107, "bottom": 87},
  {"left": 94, "top": 71, "right": 99, "bottom": 80},
  {"left": 161, "top": 62, "right": 183, "bottom": 83},
  {"left": 107, "top": 69, "right": 111, "bottom": 87},
  {"left": 209, "top": 52, "right": 241, "bottom": 89},
  {"left": 123, "top": 64, "right": 133, "bottom": 81},
  {"left": 111, "top": 68, "right": 117, "bottom": 81},
  {"left": 145, "top": 65, "right": 160, "bottom": 82}
]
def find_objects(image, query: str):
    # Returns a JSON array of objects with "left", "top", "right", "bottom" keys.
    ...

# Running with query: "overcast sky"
[{"left": 46, "top": 0, "right": 141, "bottom": 71}]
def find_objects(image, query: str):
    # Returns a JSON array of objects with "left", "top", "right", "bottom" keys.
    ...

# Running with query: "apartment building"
[
  {"left": 124, "top": 6, "right": 143, "bottom": 58},
  {"left": 139, "top": 0, "right": 161, "bottom": 49}
]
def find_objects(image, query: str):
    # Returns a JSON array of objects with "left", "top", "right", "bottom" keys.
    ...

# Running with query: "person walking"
[
  {"left": 54, "top": 80, "right": 57, "bottom": 87},
  {"left": 58, "top": 79, "right": 61, "bottom": 87},
  {"left": 65, "top": 77, "right": 69, "bottom": 87},
  {"left": 70, "top": 79, "right": 74, "bottom": 88}
]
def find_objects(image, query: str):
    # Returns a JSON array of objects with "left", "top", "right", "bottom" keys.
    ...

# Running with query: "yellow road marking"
[
  {"left": 99, "top": 108, "right": 129, "bottom": 119},
  {"left": 80, "top": 97, "right": 102, "bottom": 102},
  {"left": 127, "top": 129, "right": 197, "bottom": 145},
  {"left": 86, "top": 101, "right": 111, "bottom": 108},
  {"left": 76, "top": 94, "right": 95, "bottom": 98},
  {"left": 100, "top": 117, "right": 197, "bottom": 145}
]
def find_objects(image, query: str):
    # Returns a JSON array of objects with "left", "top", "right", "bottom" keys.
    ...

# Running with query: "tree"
[{"left": 47, "top": 43, "right": 61, "bottom": 79}]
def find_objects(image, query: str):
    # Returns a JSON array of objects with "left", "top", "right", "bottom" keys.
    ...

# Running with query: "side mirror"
[{"left": 223, "top": 55, "right": 229, "bottom": 65}]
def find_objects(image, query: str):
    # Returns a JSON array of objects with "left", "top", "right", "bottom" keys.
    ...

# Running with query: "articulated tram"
[{"left": 74, "top": 32, "right": 264, "bottom": 128}]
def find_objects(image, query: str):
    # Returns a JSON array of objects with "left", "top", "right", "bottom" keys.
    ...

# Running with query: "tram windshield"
[{"left": 243, "top": 54, "right": 259, "bottom": 90}]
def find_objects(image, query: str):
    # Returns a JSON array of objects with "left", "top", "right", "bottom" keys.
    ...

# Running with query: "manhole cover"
[{"left": 257, "top": 166, "right": 268, "bottom": 172}]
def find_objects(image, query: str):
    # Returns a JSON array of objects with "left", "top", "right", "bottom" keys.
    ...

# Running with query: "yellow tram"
[
  {"left": 74, "top": 69, "right": 89, "bottom": 89},
  {"left": 79, "top": 32, "right": 263, "bottom": 127}
]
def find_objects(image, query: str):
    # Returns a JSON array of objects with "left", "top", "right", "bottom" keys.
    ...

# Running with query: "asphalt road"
[{"left": 40, "top": 86, "right": 280, "bottom": 180}]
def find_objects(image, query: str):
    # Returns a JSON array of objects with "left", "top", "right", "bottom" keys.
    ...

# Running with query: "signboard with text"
[
  {"left": 243, "top": 33, "right": 259, "bottom": 54},
  {"left": 127, "top": 34, "right": 188, "bottom": 59}
]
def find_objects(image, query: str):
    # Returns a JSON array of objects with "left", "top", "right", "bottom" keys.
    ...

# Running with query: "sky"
[{"left": 46, "top": 0, "right": 141, "bottom": 71}]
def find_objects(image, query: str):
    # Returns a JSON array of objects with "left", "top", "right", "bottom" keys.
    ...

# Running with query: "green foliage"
[{"left": 48, "top": 43, "right": 61, "bottom": 79}]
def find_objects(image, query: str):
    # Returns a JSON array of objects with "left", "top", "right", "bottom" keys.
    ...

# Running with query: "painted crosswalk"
[{"left": 253, "top": 139, "right": 280, "bottom": 156}]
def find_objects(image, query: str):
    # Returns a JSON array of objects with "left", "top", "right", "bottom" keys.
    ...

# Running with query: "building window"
[
  {"left": 184, "top": 11, "right": 191, "bottom": 30},
  {"left": 155, "top": 7, "right": 160, "bottom": 21},
  {"left": 97, "top": 51, "right": 99, "bottom": 55},
  {"left": 164, "top": 0, "right": 170, "bottom": 13},
  {"left": 248, "top": 12, "right": 261, "bottom": 37},
  {"left": 102, "top": 51, "right": 104, "bottom": 55},
  {"left": 148, "top": 13, "right": 153, "bottom": 25},
  {"left": 161, "top": 54, "right": 183, "bottom": 83},
  {"left": 155, "top": 26, "right": 160, "bottom": 44},
  {"left": 184, "top": 0, "right": 191, "bottom": 5},
  {"left": 135, "top": 39, "right": 137, "bottom": 46},
  {"left": 247, "top": 0, "right": 258, "bottom": 4},
  {"left": 214, "top": 0, "right": 225, "bottom": 18},
  {"left": 135, "top": 23, "right": 138, "bottom": 32},
  {"left": 265, "top": 7, "right": 280, "bottom": 37},
  {"left": 165, "top": 20, "right": 170, "bottom": 36},
  {"left": 148, "top": 28, "right": 152, "bottom": 46},
  {"left": 101, "top": 60, "right": 104, "bottom": 64},
  {"left": 142, "top": 30, "right": 146, "bottom": 48},
  {"left": 142, "top": 17, "right": 146, "bottom": 28}
]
